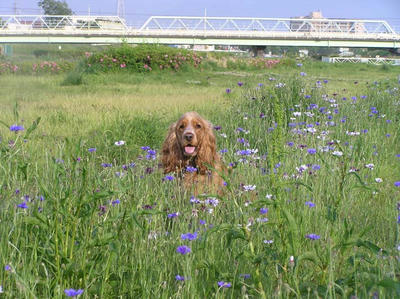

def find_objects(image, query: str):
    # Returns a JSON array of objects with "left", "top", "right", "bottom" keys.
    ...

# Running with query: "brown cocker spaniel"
[{"left": 161, "top": 112, "right": 225, "bottom": 194}]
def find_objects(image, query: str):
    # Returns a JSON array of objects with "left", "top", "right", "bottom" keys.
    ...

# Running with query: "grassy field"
[{"left": 0, "top": 55, "right": 400, "bottom": 298}]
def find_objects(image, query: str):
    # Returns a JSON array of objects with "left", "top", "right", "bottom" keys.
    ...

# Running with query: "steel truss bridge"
[{"left": 0, "top": 15, "right": 399, "bottom": 48}]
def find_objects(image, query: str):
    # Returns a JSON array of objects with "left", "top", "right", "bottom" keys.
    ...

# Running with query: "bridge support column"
[{"left": 250, "top": 46, "right": 266, "bottom": 57}]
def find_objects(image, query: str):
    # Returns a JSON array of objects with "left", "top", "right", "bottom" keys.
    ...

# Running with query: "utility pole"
[
  {"left": 117, "top": 0, "right": 125, "bottom": 20},
  {"left": 13, "top": 0, "right": 18, "bottom": 15}
]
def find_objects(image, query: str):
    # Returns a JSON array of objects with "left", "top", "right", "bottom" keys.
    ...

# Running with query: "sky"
[{"left": 1, "top": 0, "right": 400, "bottom": 28}]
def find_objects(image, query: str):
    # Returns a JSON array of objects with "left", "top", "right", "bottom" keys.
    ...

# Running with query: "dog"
[{"left": 161, "top": 111, "right": 225, "bottom": 195}]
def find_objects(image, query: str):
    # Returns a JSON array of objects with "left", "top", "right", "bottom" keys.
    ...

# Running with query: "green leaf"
[
  {"left": 24, "top": 117, "right": 41, "bottom": 139},
  {"left": 377, "top": 279, "right": 400, "bottom": 294},
  {"left": 13, "top": 101, "right": 19, "bottom": 122},
  {"left": 281, "top": 208, "right": 299, "bottom": 255}
]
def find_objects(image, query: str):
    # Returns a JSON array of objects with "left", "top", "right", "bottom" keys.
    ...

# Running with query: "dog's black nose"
[{"left": 184, "top": 133, "right": 193, "bottom": 141}]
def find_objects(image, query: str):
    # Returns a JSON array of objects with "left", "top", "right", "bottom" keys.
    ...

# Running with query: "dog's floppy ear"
[
  {"left": 196, "top": 120, "right": 219, "bottom": 174},
  {"left": 161, "top": 122, "right": 184, "bottom": 173}
]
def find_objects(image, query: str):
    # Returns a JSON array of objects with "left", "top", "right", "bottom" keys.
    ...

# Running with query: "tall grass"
[{"left": 0, "top": 65, "right": 400, "bottom": 297}]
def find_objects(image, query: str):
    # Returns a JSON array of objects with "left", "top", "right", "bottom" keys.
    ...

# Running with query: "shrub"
[{"left": 84, "top": 44, "right": 204, "bottom": 73}]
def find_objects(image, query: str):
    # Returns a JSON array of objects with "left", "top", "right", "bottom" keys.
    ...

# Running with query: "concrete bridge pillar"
[{"left": 250, "top": 46, "right": 266, "bottom": 57}]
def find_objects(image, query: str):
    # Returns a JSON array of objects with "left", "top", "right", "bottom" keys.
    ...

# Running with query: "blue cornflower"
[
  {"left": 64, "top": 289, "right": 84, "bottom": 297},
  {"left": 163, "top": 175, "right": 174, "bottom": 181},
  {"left": 240, "top": 274, "right": 251, "bottom": 279},
  {"left": 305, "top": 234, "right": 321, "bottom": 240},
  {"left": 101, "top": 163, "right": 112, "bottom": 167},
  {"left": 146, "top": 149, "right": 157, "bottom": 160},
  {"left": 394, "top": 181, "right": 400, "bottom": 187},
  {"left": 312, "top": 164, "right": 321, "bottom": 170},
  {"left": 226, "top": 88, "right": 231, "bottom": 93},
  {"left": 112, "top": 199, "right": 120, "bottom": 205},
  {"left": 237, "top": 81, "right": 243, "bottom": 87},
  {"left": 236, "top": 149, "right": 252, "bottom": 156},
  {"left": 300, "top": 72, "right": 306, "bottom": 76},
  {"left": 287, "top": 141, "right": 294, "bottom": 147},
  {"left": 141, "top": 146, "right": 151, "bottom": 150},
  {"left": 10, "top": 125, "right": 24, "bottom": 132},
  {"left": 305, "top": 201, "right": 316, "bottom": 208},
  {"left": 218, "top": 281, "right": 232, "bottom": 288},
  {"left": 17, "top": 201, "right": 28, "bottom": 209},
  {"left": 88, "top": 148, "right": 96, "bottom": 152},
  {"left": 199, "top": 219, "right": 206, "bottom": 225},
  {"left": 4, "top": 265, "right": 11, "bottom": 271},
  {"left": 260, "top": 207, "right": 268, "bottom": 214},
  {"left": 220, "top": 148, "right": 228, "bottom": 154},
  {"left": 186, "top": 166, "right": 197, "bottom": 173},
  {"left": 181, "top": 232, "right": 198, "bottom": 241},
  {"left": 176, "top": 245, "right": 191, "bottom": 255},
  {"left": 175, "top": 275, "right": 185, "bottom": 281},
  {"left": 167, "top": 212, "right": 179, "bottom": 218},
  {"left": 307, "top": 148, "right": 317, "bottom": 155}
]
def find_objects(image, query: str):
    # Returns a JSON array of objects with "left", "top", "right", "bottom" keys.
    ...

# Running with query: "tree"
[{"left": 38, "top": 0, "right": 73, "bottom": 15}]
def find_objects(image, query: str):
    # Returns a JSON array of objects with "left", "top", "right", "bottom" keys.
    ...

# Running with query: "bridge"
[{"left": 0, "top": 15, "right": 399, "bottom": 48}]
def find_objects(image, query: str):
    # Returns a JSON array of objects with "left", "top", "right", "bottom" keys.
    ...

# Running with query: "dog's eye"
[
  {"left": 195, "top": 124, "right": 202, "bottom": 129},
  {"left": 179, "top": 124, "right": 185, "bottom": 129}
]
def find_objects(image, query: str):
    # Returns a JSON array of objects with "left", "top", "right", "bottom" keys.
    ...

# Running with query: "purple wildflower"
[
  {"left": 176, "top": 245, "right": 191, "bottom": 255},
  {"left": 163, "top": 175, "right": 175, "bottom": 181},
  {"left": 394, "top": 181, "right": 400, "bottom": 187},
  {"left": 312, "top": 164, "right": 321, "bottom": 171},
  {"left": 10, "top": 125, "right": 24, "bottom": 132},
  {"left": 175, "top": 275, "right": 185, "bottom": 281},
  {"left": 237, "top": 81, "right": 243, "bottom": 87},
  {"left": 305, "top": 201, "right": 316, "bottom": 208},
  {"left": 260, "top": 207, "right": 268, "bottom": 214},
  {"left": 64, "top": 289, "right": 84, "bottom": 297},
  {"left": 226, "top": 88, "right": 231, "bottom": 93},
  {"left": 186, "top": 166, "right": 197, "bottom": 173},
  {"left": 181, "top": 232, "right": 198, "bottom": 241},
  {"left": 305, "top": 234, "right": 321, "bottom": 240},
  {"left": 167, "top": 212, "right": 179, "bottom": 218},
  {"left": 88, "top": 148, "right": 96, "bottom": 152},
  {"left": 218, "top": 281, "right": 232, "bottom": 288},
  {"left": 307, "top": 148, "right": 317, "bottom": 155},
  {"left": 17, "top": 201, "right": 28, "bottom": 209}
]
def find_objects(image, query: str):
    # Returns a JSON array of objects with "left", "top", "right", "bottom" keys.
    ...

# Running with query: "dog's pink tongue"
[{"left": 185, "top": 146, "right": 195, "bottom": 154}]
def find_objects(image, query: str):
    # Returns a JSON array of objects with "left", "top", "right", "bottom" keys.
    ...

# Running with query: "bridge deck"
[{"left": 0, "top": 15, "right": 399, "bottom": 47}]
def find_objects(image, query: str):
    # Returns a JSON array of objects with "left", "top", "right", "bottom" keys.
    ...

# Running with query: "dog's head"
[{"left": 162, "top": 112, "right": 219, "bottom": 174}]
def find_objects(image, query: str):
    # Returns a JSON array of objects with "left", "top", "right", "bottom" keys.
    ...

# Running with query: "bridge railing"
[
  {"left": 0, "top": 15, "right": 128, "bottom": 31},
  {"left": 139, "top": 16, "right": 397, "bottom": 34}
]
